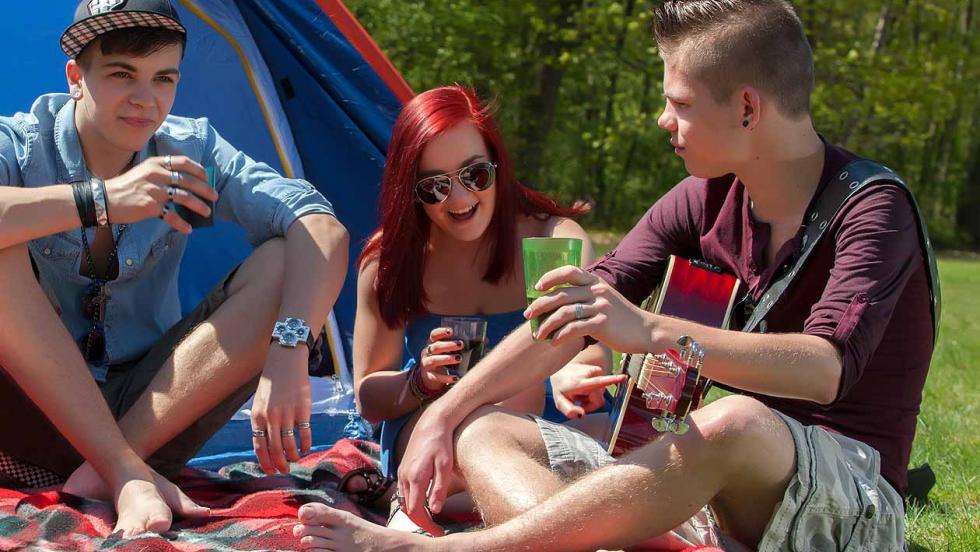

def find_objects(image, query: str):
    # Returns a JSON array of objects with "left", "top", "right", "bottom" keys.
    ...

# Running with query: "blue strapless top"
[
  {"left": 402, "top": 310, "right": 571, "bottom": 420},
  {"left": 379, "top": 309, "right": 568, "bottom": 476}
]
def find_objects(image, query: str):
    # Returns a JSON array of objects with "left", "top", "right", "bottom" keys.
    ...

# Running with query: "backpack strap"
[{"left": 742, "top": 159, "right": 941, "bottom": 343}]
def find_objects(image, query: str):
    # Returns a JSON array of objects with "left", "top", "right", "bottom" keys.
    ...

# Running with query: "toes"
[
  {"left": 294, "top": 523, "right": 335, "bottom": 539},
  {"left": 145, "top": 513, "right": 172, "bottom": 534},
  {"left": 176, "top": 496, "right": 211, "bottom": 518},
  {"left": 298, "top": 503, "right": 346, "bottom": 526},
  {"left": 299, "top": 535, "right": 333, "bottom": 549}
]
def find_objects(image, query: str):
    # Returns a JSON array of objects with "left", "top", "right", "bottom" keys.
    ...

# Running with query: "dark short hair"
[
  {"left": 76, "top": 27, "right": 186, "bottom": 69},
  {"left": 654, "top": 0, "right": 814, "bottom": 118}
]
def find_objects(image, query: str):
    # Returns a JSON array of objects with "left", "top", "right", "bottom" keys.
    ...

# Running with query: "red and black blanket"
[
  {"left": 0, "top": 439, "right": 383, "bottom": 551},
  {"left": 0, "top": 439, "right": 723, "bottom": 551}
]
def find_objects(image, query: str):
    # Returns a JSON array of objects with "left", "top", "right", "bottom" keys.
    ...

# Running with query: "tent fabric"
[{"left": 0, "top": 0, "right": 407, "bottom": 388}]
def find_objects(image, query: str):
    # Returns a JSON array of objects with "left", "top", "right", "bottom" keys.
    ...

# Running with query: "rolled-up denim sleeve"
[
  {"left": 804, "top": 184, "right": 924, "bottom": 402},
  {"left": 204, "top": 123, "right": 335, "bottom": 245}
]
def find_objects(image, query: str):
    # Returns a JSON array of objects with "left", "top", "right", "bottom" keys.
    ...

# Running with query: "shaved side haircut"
[{"left": 654, "top": 0, "right": 815, "bottom": 118}]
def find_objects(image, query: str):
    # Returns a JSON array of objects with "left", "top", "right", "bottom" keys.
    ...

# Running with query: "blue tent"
[{"left": 0, "top": 0, "right": 412, "bottom": 389}]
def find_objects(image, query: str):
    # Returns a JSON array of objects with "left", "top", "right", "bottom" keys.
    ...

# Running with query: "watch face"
[{"left": 273, "top": 319, "right": 310, "bottom": 347}]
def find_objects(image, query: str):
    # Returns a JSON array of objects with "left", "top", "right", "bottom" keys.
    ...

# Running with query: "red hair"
[{"left": 359, "top": 85, "right": 589, "bottom": 328}]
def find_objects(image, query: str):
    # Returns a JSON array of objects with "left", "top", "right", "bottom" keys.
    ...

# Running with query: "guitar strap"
[{"left": 740, "top": 159, "right": 941, "bottom": 343}]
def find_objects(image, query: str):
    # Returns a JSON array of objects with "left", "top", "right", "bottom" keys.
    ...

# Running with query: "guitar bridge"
[{"left": 642, "top": 390, "right": 674, "bottom": 410}]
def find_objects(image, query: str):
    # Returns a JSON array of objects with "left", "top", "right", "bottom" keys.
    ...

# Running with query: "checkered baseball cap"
[{"left": 61, "top": 0, "right": 186, "bottom": 59}]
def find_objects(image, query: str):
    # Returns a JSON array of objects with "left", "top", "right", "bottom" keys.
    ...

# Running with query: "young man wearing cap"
[
  {"left": 0, "top": 0, "right": 348, "bottom": 537},
  {"left": 294, "top": 0, "right": 937, "bottom": 550}
]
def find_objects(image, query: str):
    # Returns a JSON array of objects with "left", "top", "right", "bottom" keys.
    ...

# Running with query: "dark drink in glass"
[
  {"left": 440, "top": 317, "right": 488, "bottom": 377},
  {"left": 457, "top": 337, "right": 487, "bottom": 375}
]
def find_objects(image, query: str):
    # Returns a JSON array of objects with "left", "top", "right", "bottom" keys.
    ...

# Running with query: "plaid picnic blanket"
[
  {"left": 0, "top": 438, "right": 725, "bottom": 551},
  {"left": 0, "top": 439, "right": 385, "bottom": 551}
]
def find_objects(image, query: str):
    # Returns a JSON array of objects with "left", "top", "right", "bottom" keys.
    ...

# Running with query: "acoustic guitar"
[{"left": 603, "top": 256, "right": 740, "bottom": 457}]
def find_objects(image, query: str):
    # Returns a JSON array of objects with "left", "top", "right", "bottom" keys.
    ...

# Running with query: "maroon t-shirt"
[{"left": 591, "top": 143, "right": 934, "bottom": 495}]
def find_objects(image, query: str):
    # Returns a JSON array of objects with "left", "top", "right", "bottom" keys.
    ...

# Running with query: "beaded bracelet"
[{"left": 407, "top": 360, "right": 446, "bottom": 403}]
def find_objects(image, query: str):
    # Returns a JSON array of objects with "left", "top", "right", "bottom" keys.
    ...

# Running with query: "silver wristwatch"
[{"left": 271, "top": 317, "right": 315, "bottom": 348}]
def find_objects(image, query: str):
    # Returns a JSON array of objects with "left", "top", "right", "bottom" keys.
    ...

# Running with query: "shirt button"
[
  {"left": 43, "top": 248, "right": 52, "bottom": 256},
  {"left": 864, "top": 503, "right": 876, "bottom": 519},
  {"left": 125, "top": 259, "right": 134, "bottom": 267}
]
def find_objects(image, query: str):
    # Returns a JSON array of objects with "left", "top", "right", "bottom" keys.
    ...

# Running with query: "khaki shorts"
[
  {"left": 532, "top": 416, "right": 722, "bottom": 548},
  {"left": 532, "top": 409, "right": 905, "bottom": 551},
  {"left": 759, "top": 411, "right": 905, "bottom": 552}
]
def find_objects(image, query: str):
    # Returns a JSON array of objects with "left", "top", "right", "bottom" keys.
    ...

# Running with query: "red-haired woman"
[{"left": 347, "top": 85, "right": 620, "bottom": 526}]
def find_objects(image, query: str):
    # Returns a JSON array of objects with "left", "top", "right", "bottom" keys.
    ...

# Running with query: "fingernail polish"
[{"left": 454, "top": 354, "right": 462, "bottom": 361}]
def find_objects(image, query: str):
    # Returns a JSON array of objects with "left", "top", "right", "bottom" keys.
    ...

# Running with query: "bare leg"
[
  {"left": 64, "top": 239, "right": 288, "bottom": 496},
  {"left": 384, "top": 389, "right": 551, "bottom": 532},
  {"left": 453, "top": 406, "right": 561, "bottom": 526},
  {"left": 0, "top": 245, "right": 174, "bottom": 536},
  {"left": 295, "top": 395, "right": 796, "bottom": 551}
]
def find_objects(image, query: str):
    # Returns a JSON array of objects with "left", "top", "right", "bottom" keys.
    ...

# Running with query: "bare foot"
[
  {"left": 113, "top": 478, "right": 173, "bottom": 537},
  {"left": 66, "top": 462, "right": 210, "bottom": 521},
  {"left": 63, "top": 461, "right": 111, "bottom": 500},
  {"left": 295, "top": 503, "right": 434, "bottom": 552}
]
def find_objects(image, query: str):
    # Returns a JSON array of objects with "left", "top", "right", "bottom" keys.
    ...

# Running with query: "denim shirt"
[{"left": 0, "top": 94, "right": 335, "bottom": 378}]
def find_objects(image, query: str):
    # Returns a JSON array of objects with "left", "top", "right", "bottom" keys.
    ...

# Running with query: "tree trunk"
[
  {"left": 516, "top": 0, "right": 584, "bottom": 187},
  {"left": 594, "top": 0, "right": 638, "bottom": 221}
]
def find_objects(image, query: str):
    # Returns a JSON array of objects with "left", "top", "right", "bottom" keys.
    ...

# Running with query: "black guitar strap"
[{"left": 740, "top": 159, "right": 942, "bottom": 342}]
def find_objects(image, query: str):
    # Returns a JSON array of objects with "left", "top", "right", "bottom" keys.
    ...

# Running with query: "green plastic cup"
[{"left": 522, "top": 237, "right": 582, "bottom": 340}]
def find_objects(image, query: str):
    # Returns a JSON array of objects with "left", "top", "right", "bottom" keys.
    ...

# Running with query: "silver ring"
[
  {"left": 167, "top": 185, "right": 176, "bottom": 201},
  {"left": 170, "top": 170, "right": 179, "bottom": 186},
  {"left": 297, "top": 422, "right": 311, "bottom": 429},
  {"left": 159, "top": 204, "right": 170, "bottom": 219},
  {"left": 251, "top": 429, "right": 266, "bottom": 438},
  {"left": 164, "top": 155, "right": 173, "bottom": 172},
  {"left": 574, "top": 303, "right": 585, "bottom": 320},
  {"left": 281, "top": 429, "right": 295, "bottom": 437}
]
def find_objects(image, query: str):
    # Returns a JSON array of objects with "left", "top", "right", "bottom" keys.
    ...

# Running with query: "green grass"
[
  {"left": 591, "top": 233, "right": 980, "bottom": 550},
  {"left": 905, "top": 258, "right": 980, "bottom": 551}
]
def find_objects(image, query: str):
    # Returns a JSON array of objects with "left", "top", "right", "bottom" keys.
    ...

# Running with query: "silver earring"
[{"left": 71, "top": 89, "right": 82, "bottom": 100}]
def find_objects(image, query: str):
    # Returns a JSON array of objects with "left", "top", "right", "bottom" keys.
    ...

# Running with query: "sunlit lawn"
[{"left": 591, "top": 233, "right": 979, "bottom": 550}]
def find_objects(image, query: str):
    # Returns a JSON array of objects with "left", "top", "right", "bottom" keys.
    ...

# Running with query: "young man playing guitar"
[
  {"left": 296, "top": 1, "right": 936, "bottom": 550},
  {"left": 0, "top": 0, "right": 348, "bottom": 538}
]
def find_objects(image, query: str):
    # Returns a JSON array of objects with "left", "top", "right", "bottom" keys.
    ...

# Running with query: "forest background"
[
  {"left": 346, "top": 0, "right": 979, "bottom": 249},
  {"left": 346, "top": 1, "right": 980, "bottom": 549}
]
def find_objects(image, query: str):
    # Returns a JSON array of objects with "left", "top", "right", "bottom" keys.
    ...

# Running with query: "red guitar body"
[{"left": 603, "top": 256, "right": 740, "bottom": 457}]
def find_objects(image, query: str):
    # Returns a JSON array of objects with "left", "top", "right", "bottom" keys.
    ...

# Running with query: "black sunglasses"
[
  {"left": 415, "top": 161, "right": 497, "bottom": 205},
  {"left": 78, "top": 280, "right": 107, "bottom": 364}
]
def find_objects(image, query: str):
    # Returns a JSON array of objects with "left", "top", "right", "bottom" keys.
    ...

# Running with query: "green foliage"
[
  {"left": 348, "top": 0, "right": 980, "bottom": 246},
  {"left": 902, "top": 257, "right": 980, "bottom": 550}
]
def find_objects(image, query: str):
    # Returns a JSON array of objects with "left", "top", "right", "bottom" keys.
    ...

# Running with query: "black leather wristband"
[{"left": 71, "top": 182, "right": 97, "bottom": 228}]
